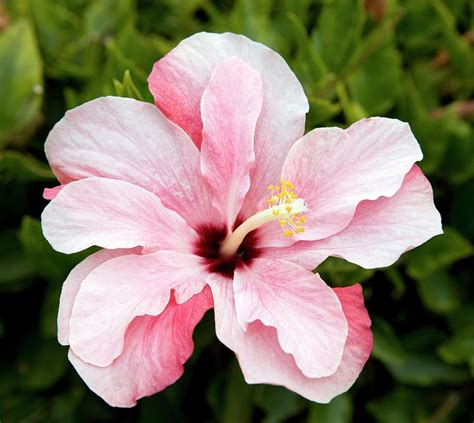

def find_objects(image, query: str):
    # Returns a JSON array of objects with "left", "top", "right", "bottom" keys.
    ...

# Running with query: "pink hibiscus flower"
[{"left": 41, "top": 32, "right": 442, "bottom": 407}]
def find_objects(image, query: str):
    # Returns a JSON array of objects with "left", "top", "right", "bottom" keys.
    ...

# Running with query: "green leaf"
[
  {"left": 254, "top": 385, "right": 305, "bottom": 423},
  {"left": 0, "top": 229, "right": 35, "bottom": 292},
  {"left": 0, "top": 19, "right": 43, "bottom": 146},
  {"left": 438, "top": 327, "right": 474, "bottom": 373},
  {"left": 386, "top": 353, "right": 468, "bottom": 386},
  {"left": 307, "top": 97, "right": 341, "bottom": 126},
  {"left": 406, "top": 227, "right": 472, "bottom": 280},
  {"left": 416, "top": 270, "right": 460, "bottom": 314},
  {"left": 0, "top": 151, "right": 54, "bottom": 183},
  {"left": 367, "top": 388, "right": 417, "bottom": 423},
  {"left": 348, "top": 39, "right": 401, "bottom": 115},
  {"left": 313, "top": 0, "right": 365, "bottom": 73},
  {"left": 84, "top": 0, "right": 135, "bottom": 39},
  {"left": 285, "top": 12, "right": 328, "bottom": 90},
  {"left": 317, "top": 257, "right": 374, "bottom": 287},
  {"left": 208, "top": 363, "right": 254, "bottom": 423},
  {"left": 307, "top": 393, "right": 353, "bottom": 423},
  {"left": 113, "top": 70, "right": 144, "bottom": 101},
  {"left": 372, "top": 317, "right": 406, "bottom": 366},
  {"left": 18, "top": 338, "right": 67, "bottom": 391}
]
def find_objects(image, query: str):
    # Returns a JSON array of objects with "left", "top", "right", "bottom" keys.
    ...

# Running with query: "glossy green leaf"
[
  {"left": 314, "top": 0, "right": 365, "bottom": 73},
  {"left": 438, "top": 327, "right": 474, "bottom": 372},
  {"left": 386, "top": 353, "right": 468, "bottom": 386},
  {"left": 17, "top": 338, "right": 67, "bottom": 390},
  {"left": 307, "top": 393, "right": 353, "bottom": 423},
  {"left": 254, "top": 385, "right": 305, "bottom": 423},
  {"left": 406, "top": 227, "right": 472, "bottom": 280},
  {"left": 0, "top": 19, "right": 43, "bottom": 146},
  {"left": 372, "top": 317, "right": 406, "bottom": 366},
  {"left": 0, "top": 229, "right": 35, "bottom": 292},
  {"left": 416, "top": 270, "right": 460, "bottom": 313},
  {"left": 0, "top": 151, "right": 54, "bottom": 182},
  {"left": 317, "top": 257, "right": 374, "bottom": 286},
  {"left": 348, "top": 39, "right": 401, "bottom": 115}
]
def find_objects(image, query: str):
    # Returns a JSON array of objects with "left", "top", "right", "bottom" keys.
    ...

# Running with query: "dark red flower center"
[{"left": 193, "top": 221, "right": 261, "bottom": 278}]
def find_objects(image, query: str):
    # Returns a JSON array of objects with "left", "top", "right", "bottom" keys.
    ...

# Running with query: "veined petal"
[
  {"left": 148, "top": 32, "right": 308, "bottom": 214},
  {"left": 264, "top": 165, "right": 442, "bottom": 270},
  {"left": 45, "top": 96, "right": 216, "bottom": 228},
  {"left": 282, "top": 118, "right": 423, "bottom": 241},
  {"left": 41, "top": 177, "right": 195, "bottom": 254},
  {"left": 57, "top": 248, "right": 139, "bottom": 345},
  {"left": 68, "top": 251, "right": 208, "bottom": 366},
  {"left": 233, "top": 259, "right": 348, "bottom": 378},
  {"left": 237, "top": 285, "right": 372, "bottom": 403},
  {"left": 68, "top": 287, "right": 213, "bottom": 408},
  {"left": 200, "top": 57, "right": 262, "bottom": 228}
]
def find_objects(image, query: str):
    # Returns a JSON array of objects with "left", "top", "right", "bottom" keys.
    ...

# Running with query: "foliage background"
[{"left": 0, "top": 0, "right": 473, "bottom": 421}]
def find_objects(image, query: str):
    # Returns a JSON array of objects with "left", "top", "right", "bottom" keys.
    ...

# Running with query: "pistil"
[{"left": 220, "top": 180, "right": 307, "bottom": 258}]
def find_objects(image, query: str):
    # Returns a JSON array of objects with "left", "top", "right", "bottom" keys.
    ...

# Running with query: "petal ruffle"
[
  {"left": 68, "top": 251, "right": 208, "bottom": 366},
  {"left": 211, "top": 278, "right": 371, "bottom": 403},
  {"left": 57, "top": 248, "right": 138, "bottom": 345},
  {"left": 45, "top": 96, "right": 215, "bottom": 228},
  {"left": 148, "top": 32, "right": 309, "bottom": 213},
  {"left": 282, "top": 117, "right": 423, "bottom": 241},
  {"left": 41, "top": 177, "right": 196, "bottom": 254},
  {"left": 213, "top": 259, "right": 348, "bottom": 378},
  {"left": 68, "top": 287, "right": 213, "bottom": 407},
  {"left": 263, "top": 165, "right": 442, "bottom": 270},
  {"left": 200, "top": 57, "right": 262, "bottom": 228}
]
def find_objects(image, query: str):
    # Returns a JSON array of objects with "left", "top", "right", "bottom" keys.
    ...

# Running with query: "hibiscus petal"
[
  {"left": 41, "top": 177, "right": 195, "bottom": 254},
  {"left": 43, "top": 185, "right": 64, "bottom": 200},
  {"left": 210, "top": 277, "right": 371, "bottom": 403},
  {"left": 68, "top": 287, "right": 213, "bottom": 407},
  {"left": 58, "top": 248, "right": 138, "bottom": 345},
  {"left": 264, "top": 165, "right": 442, "bottom": 269},
  {"left": 148, "top": 32, "right": 309, "bottom": 213},
  {"left": 45, "top": 96, "right": 215, "bottom": 228},
  {"left": 68, "top": 251, "right": 208, "bottom": 366},
  {"left": 200, "top": 57, "right": 262, "bottom": 228},
  {"left": 282, "top": 117, "right": 423, "bottom": 241},
  {"left": 242, "top": 285, "right": 372, "bottom": 403},
  {"left": 232, "top": 259, "right": 348, "bottom": 378}
]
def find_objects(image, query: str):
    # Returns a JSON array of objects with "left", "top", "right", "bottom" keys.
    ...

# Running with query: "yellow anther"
[{"left": 265, "top": 178, "right": 307, "bottom": 239}]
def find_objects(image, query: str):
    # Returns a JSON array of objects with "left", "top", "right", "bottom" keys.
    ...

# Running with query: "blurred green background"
[{"left": 0, "top": 0, "right": 473, "bottom": 421}]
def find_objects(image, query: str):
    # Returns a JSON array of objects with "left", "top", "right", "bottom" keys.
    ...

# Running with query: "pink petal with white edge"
[
  {"left": 264, "top": 165, "right": 442, "bottom": 270},
  {"left": 280, "top": 117, "right": 423, "bottom": 243},
  {"left": 58, "top": 248, "right": 139, "bottom": 345},
  {"left": 148, "top": 32, "right": 308, "bottom": 214},
  {"left": 200, "top": 57, "right": 262, "bottom": 229},
  {"left": 69, "top": 287, "right": 213, "bottom": 408},
  {"left": 232, "top": 259, "right": 348, "bottom": 378},
  {"left": 45, "top": 96, "right": 216, "bottom": 228},
  {"left": 41, "top": 177, "right": 195, "bottom": 254},
  {"left": 69, "top": 251, "right": 208, "bottom": 367},
  {"left": 210, "top": 277, "right": 372, "bottom": 403}
]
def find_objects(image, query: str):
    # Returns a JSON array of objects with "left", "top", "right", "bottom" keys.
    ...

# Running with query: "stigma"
[{"left": 220, "top": 179, "right": 308, "bottom": 258}]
